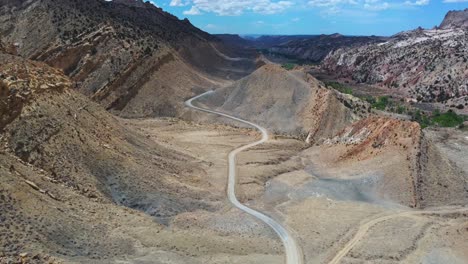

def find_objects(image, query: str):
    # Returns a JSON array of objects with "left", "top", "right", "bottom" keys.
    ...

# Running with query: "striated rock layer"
[{"left": 0, "top": 0, "right": 257, "bottom": 117}]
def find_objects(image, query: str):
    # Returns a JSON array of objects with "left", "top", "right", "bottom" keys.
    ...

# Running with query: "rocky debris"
[
  {"left": 440, "top": 8, "right": 468, "bottom": 29},
  {"left": 0, "top": 40, "right": 5, "bottom": 53},
  {"left": 0, "top": 54, "right": 70, "bottom": 131},
  {"left": 322, "top": 24, "right": 468, "bottom": 106},
  {"left": 24, "top": 180, "right": 40, "bottom": 191},
  {"left": 331, "top": 90, "right": 371, "bottom": 119},
  {"left": 324, "top": 117, "right": 421, "bottom": 159}
]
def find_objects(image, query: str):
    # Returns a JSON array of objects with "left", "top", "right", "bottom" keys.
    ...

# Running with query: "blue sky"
[{"left": 152, "top": 0, "right": 468, "bottom": 36}]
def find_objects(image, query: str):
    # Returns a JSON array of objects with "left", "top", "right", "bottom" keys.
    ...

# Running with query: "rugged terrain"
[
  {"left": 0, "top": 0, "right": 257, "bottom": 117},
  {"left": 440, "top": 8, "right": 468, "bottom": 29},
  {"left": 1, "top": 49, "right": 467, "bottom": 264},
  {"left": 196, "top": 64, "right": 370, "bottom": 141},
  {"left": 0, "top": 48, "right": 287, "bottom": 264},
  {"left": 269, "top": 34, "right": 385, "bottom": 63},
  {"left": 217, "top": 34, "right": 384, "bottom": 63},
  {"left": 322, "top": 11, "right": 468, "bottom": 109},
  {"left": 1, "top": 2, "right": 467, "bottom": 264}
]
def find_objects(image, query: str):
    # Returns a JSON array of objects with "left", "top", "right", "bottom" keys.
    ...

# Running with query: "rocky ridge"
[
  {"left": 440, "top": 8, "right": 468, "bottom": 29},
  {"left": 197, "top": 64, "right": 370, "bottom": 141},
  {"left": 322, "top": 12, "right": 468, "bottom": 107},
  {"left": 270, "top": 34, "right": 385, "bottom": 63},
  {"left": 0, "top": 0, "right": 257, "bottom": 117}
]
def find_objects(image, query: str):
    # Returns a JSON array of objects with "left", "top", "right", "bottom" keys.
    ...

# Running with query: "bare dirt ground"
[
  {"left": 126, "top": 117, "right": 468, "bottom": 264},
  {"left": 2, "top": 109, "right": 466, "bottom": 263}
]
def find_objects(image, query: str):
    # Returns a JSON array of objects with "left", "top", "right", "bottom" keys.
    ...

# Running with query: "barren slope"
[
  {"left": 0, "top": 0, "right": 257, "bottom": 117},
  {"left": 198, "top": 64, "right": 369, "bottom": 141},
  {"left": 0, "top": 50, "right": 286, "bottom": 263}
]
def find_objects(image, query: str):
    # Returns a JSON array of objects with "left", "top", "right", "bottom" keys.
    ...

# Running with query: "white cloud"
[
  {"left": 205, "top": 24, "right": 218, "bottom": 29},
  {"left": 307, "top": 0, "right": 429, "bottom": 14},
  {"left": 183, "top": 6, "right": 202, "bottom": 15},
  {"left": 308, "top": 0, "right": 358, "bottom": 7},
  {"left": 182, "top": 0, "right": 293, "bottom": 16},
  {"left": 170, "top": 0, "right": 188, "bottom": 6},
  {"left": 404, "top": 0, "right": 429, "bottom": 6},
  {"left": 364, "top": 0, "right": 390, "bottom": 11}
]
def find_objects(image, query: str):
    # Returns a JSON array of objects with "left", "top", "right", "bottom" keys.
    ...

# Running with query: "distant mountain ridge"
[
  {"left": 269, "top": 34, "right": 386, "bottom": 63},
  {"left": 216, "top": 34, "right": 385, "bottom": 63},
  {"left": 322, "top": 9, "right": 468, "bottom": 107}
]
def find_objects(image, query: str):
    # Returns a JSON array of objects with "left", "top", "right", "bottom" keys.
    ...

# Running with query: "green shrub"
[
  {"left": 372, "top": 96, "right": 390, "bottom": 110},
  {"left": 411, "top": 109, "right": 465, "bottom": 128},
  {"left": 281, "top": 63, "right": 295, "bottom": 71},
  {"left": 396, "top": 105, "right": 406, "bottom": 114},
  {"left": 411, "top": 110, "right": 432, "bottom": 129},
  {"left": 432, "top": 110, "right": 464, "bottom": 127},
  {"left": 324, "top": 81, "right": 353, "bottom": 95}
]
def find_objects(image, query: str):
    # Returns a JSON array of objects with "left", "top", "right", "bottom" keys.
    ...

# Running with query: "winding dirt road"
[
  {"left": 328, "top": 207, "right": 468, "bottom": 264},
  {"left": 186, "top": 91, "right": 303, "bottom": 264}
]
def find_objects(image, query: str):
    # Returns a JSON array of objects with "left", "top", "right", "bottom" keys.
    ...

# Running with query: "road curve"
[{"left": 186, "top": 91, "right": 303, "bottom": 264}]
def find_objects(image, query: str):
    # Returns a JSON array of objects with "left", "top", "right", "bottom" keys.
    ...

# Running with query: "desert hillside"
[
  {"left": 305, "top": 116, "right": 468, "bottom": 208},
  {"left": 198, "top": 64, "right": 369, "bottom": 141},
  {"left": 1, "top": 3, "right": 467, "bottom": 264},
  {"left": 0, "top": 48, "right": 288, "bottom": 264},
  {"left": 0, "top": 0, "right": 258, "bottom": 117}
]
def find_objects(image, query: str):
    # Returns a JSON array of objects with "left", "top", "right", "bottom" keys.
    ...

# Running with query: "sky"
[{"left": 150, "top": 0, "right": 468, "bottom": 36}]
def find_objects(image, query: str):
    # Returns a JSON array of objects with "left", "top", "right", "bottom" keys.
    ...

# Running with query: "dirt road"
[{"left": 186, "top": 91, "right": 303, "bottom": 264}]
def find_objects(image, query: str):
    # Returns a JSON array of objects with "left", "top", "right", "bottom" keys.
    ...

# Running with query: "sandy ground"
[
  {"left": 124, "top": 118, "right": 468, "bottom": 264},
  {"left": 3, "top": 115, "right": 465, "bottom": 264}
]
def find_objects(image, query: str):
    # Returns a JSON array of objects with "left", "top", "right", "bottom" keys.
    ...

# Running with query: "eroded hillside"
[
  {"left": 322, "top": 20, "right": 468, "bottom": 109},
  {"left": 0, "top": 0, "right": 257, "bottom": 117},
  {"left": 269, "top": 34, "right": 385, "bottom": 63},
  {"left": 197, "top": 64, "right": 370, "bottom": 142},
  {"left": 0, "top": 47, "right": 287, "bottom": 264}
]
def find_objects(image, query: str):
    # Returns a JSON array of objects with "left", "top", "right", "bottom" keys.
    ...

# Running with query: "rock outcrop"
[
  {"left": 322, "top": 22, "right": 468, "bottom": 105},
  {"left": 308, "top": 116, "right": 468, "bottom": 208},
  {"left": 440, "top": 8, "right": 468, "bottom": 29}
]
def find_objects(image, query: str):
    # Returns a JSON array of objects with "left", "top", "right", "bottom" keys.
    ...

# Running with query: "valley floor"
[{"left": 119, "top": 117, "right": 468, "bottom": 264}]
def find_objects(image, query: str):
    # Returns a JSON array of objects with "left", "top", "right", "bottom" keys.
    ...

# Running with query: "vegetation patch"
[
  {"left": 281, "top": 63, "right": 295, "bottom": 70},
  {"left": 325, "top": 81, "right": 353, "bottom": 95},
  {"left": 409, "top": 109, "right": 465, "bottom": 129}
]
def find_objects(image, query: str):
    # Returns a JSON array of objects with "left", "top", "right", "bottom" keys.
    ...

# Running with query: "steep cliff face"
[
  {"left": 322, "top": 25, "right": 468, "bottom": 106},
  {"left": 0, "top": 0, "right": 257, "bottom": 117},
  {"left": 440, "top": 8, "right": 468, "bottom": 29}
]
